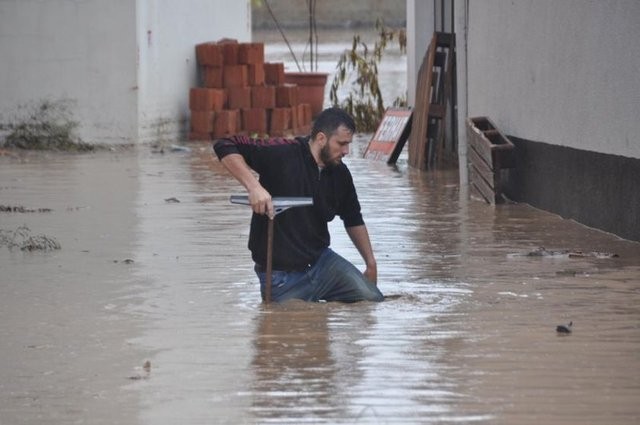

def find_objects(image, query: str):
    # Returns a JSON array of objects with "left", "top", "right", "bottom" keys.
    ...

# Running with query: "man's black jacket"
[{"left": 214, "top": 135, "right": 364, "bottom": 271}]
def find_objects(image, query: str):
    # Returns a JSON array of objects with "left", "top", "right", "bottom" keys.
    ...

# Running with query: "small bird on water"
[{"left": 556, "top": 321, "right": 573, "bottom": 334}]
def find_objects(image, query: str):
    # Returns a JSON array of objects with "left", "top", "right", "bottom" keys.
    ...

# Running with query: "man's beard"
[{"left": 320, "top": 144, "right": 341, "bottom": 168}]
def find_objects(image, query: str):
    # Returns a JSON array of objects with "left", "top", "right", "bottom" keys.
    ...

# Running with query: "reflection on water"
[{"left": 1, "top": 139, "right": 639, "bottom": 424}]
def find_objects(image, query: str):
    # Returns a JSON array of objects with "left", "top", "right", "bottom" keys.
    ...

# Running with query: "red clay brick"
[
  {"left": 220, "top": 41, "right": 239, "bottom": 65},
  {"left": 295, "top": 104, "right": 306, "bottom": 129},
  {"left": 189, "top": 88, "right": 225, "bottom": 111},
  {"left": 264, "top": 63, "right": 285, "bottom": 85},
  {"left": 276, "top": 84, "right": 299, "bottom": 107},
  {"left": 300, "top": 103, "right": 313, "bottom": 126},
  {"left": 251, "top": 86, "right": 276, "bottom": 109},
  {"left": 223, "top": 65, "right": 248, "bottom": 88},
  {"left": 293, "top": 103, "right": 312, "bottom": 135},
  {"left": 195, "top": 42, "right": 224, "bottom": 67},
  {"left": 202, "top": 67, "right": 223, "bottom": 88},
  {"left": 247, "top": 63, "right": 265, "bottom": 86},
  {"left": 238, "top": 43, "right": 265, "bottom": 64},
  {"left": 227, "top": 87, "right": 252, "bottom": 109},
  {"left": 269, "top": 108, "right": 291, "bottom": 133},
  {"left": 293, "top": 103, "right": 313, "bottom": 134},
  {"left": 235, "top": 110, "right": 243, "bottom": 135},
  {"left": 213, "top": 109, "right": 238, "bottom": 138},
  {"left": 241, "top": 108, "right": 268, "bottom": 135},
  {"left": 189, "top": 131, "right": 212, "bottom": 141},
  {"left": 289, "top": 106, "right": 298, "bottom": 131},
  {"left": 190, "top": 110, "right": 215, "bottom": 133}
]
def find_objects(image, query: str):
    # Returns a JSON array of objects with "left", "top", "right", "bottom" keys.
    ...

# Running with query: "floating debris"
[
  {"left": 164, "top": 197, "right": 180, "bottom": 203},
  {"left": 0, "top": 205, "right": 52, "bottom": 213},
  {"left": 508, "top": 247, "right": 618, "bottom": 259},
  {"left": 127, "top": 360, "right": 151, "bottom": 380},
  {"left": 556, "top": 321, "right": 573, "bottom": 334},
  {"left": 0, "top": 225, "right": 61, "bottom": 251},
  {"left": 170, "top": 144, "right": 191, "bottom": 153},
  {"left": 113, "top": 258, "right": 135, "bottom": 264},
  {"left": 556, "top": 269, "right": 579, "bottom": 276}
]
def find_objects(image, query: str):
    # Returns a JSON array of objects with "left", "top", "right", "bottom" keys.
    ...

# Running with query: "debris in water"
[
  {"left": 127, "top": 360, "right": 152, "bottom": 380},
  {"left": 113, "top": 259, "right": 135, "bottom": 264},
  {"left": 508, "top": 247, "right": 618, "bottom": 259},
  {"left": 556, "top": 269, "right": 578, "bottom": 276},
  {"left": 0, "top": 205, "right": 52, "bottom": 213},
  {"left": 170, "top": 144, "right": 191, "bottom": 153},
  {"left": 164, "top": 197, "right": 180, "bottom": 203},
  {"left": 0, "top": 225, "right": 61, "bottom": 251},
  {"left": 556, "top": 321, "right": 573, "bottom": 334}
]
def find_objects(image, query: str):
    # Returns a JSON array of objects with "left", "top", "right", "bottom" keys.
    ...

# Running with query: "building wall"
[
  {"left": 0, "top": 0, "right": 138, "bottom": 144},
  {"left": 136, "top": 0, "right": 251, "bottom": 144},
  {"left": 462, "top": 0, "right": 640, "bottom": 241},
  {"left": 0, "top": 0, "right": 251, "bottom": 145},
  {"left": 408, "top": 0, "right": 640, "bottom": 241},
  {"left": 466, "top": 0, "right": 640, "bottom": 159},
  {"left": 406, "top": 0, "right": 433, "bottom": 107}
]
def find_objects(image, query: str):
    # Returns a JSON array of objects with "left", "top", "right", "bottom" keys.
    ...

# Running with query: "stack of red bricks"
[{"left": 189, "top": 39, "right": 313, "bottom": 141}]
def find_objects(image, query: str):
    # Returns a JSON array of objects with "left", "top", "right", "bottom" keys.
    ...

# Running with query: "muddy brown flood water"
[{"left": 1, "top": 139, "right": 639, "bottom": 425}]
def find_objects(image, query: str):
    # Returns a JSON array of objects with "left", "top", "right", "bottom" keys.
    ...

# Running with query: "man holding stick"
[{"left": 214, "top": 107, "right": 383, "bottom": 303}]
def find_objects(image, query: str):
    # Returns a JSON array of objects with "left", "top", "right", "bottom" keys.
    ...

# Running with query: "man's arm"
[
  {"left": 219, "top": 153, "right": 274, "bottom": 217},
  {"left": 346, "top": 224, "right": 378, "bottom": 284}
]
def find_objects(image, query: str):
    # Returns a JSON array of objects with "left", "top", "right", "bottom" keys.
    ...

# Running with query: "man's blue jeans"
[{"left": 255, "top": 248, "right": 384, "bottom": 303}]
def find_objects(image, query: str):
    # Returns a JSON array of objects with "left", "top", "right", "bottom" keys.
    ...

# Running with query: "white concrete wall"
[
  {"left": 136, "top": 0, "right": 251, "bottom": 144},
  {"left": 0, "top": 0, "right": 251, "bottom": 145},
  {"left": 0, "top": 0, "right": 138, "bottom": 144},
  {"left": 465, "top": 0, "right": 640, "bottom": 159},
  {"left": 406, "top": 0, "right": 434, "bottom": 107}
]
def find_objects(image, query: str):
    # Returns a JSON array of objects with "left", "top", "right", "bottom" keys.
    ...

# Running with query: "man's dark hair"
[{"left": 310, "top": 107, "right": 356, "bottom": 140}]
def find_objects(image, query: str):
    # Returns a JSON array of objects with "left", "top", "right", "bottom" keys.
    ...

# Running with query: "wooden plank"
[
  {"left": 470, "top": 182, "right": 493, "bottom": 205},
  {"left": 468, "top": 144, "right": 496, "bottom": 182},
  {"left": 435, "top": 31, "right": 453, "bottom": 45},
  {"left": 434, "top": 51, "right": 447, "bottom": 68},
  {"left": 468, "top": 128, "right": 494, "bottom": 167},
  {"left": 408, "top": 34, "right": 437, "bottom": 169},
  {"left": 470, "top": 165, "right": 497, "bottom": 205},
  {"left": 429, "top": 104, "right": 446, "bottom": 118}
]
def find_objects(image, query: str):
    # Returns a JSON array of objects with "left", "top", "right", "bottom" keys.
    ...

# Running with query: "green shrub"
[{"left": 330, "top": 20, "right": 407, "bottom": 132}]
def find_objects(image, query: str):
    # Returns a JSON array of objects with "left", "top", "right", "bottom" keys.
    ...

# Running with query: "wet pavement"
[
  {"left": 1, "top": 139, "right": 639, "bottom": 425},
  {"left": 2, "top": 29, "right": 640, "bottom": 425}
]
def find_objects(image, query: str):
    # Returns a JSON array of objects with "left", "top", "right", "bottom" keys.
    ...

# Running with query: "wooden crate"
[{"left": 466, "top": 116, "right": 515, "bottom": 204}]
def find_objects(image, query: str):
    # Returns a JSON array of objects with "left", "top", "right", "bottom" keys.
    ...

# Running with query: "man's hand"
[
  {"left": 346, "top": 224, "right": 378, "bottom": 285},
  {"left": 219, "top": 153, "right": 274, "bottom": 218},
  {"left": 363, "top": 261, "right": 378, "bottom": 285},
  {"left": 248, "top": 185, "right": 274, "bottom": 218}
]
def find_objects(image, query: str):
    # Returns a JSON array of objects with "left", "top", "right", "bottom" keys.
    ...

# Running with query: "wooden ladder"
[{"left": 408, "top": 32, "right": 455, "bottom": 170}]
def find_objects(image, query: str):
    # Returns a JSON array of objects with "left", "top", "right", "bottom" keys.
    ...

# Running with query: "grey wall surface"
[
  {"left": 466, "top": 0, "right": 640, "bottom": 159},
  {"left": 455, "top": 0, "right": 640, "bottom": 241},
  {"left": 0, "top": 0, "right": 138, "bottom": 144},
  {"left": 0, "top": 0, "right": 251, "bottom": 145}
]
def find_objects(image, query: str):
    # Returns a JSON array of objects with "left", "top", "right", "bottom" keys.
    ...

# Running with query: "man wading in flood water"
[{"left": 213, "top": 107, "right": 384, "bottom": 303}]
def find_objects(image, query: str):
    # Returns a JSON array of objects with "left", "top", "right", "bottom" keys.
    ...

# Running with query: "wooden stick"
[{"left": 264, "top": 217, "right": 274, "bottom": 303}]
